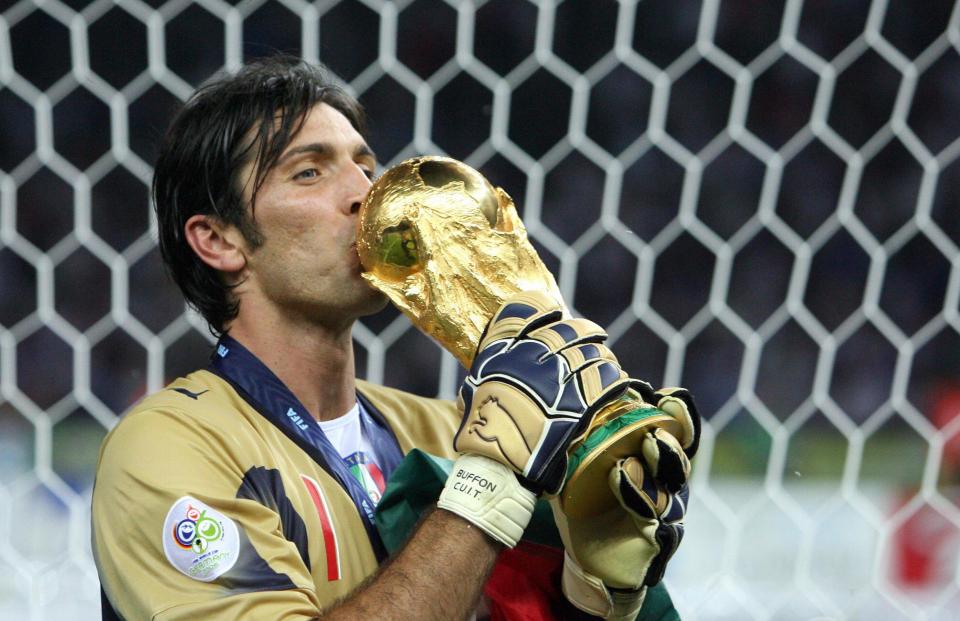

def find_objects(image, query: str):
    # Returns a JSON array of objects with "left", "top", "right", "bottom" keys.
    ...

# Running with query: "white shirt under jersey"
[{"left": 318, "top": 401, "right": 387, "bottom": 506}]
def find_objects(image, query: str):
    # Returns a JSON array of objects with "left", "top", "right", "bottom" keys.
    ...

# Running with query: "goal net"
[{"left": 1, "top": 0, "right": 958, "bottom": 619}]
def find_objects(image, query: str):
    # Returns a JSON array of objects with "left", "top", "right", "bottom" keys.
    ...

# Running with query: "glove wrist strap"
[
  {"left": 438, "top": 454, "right": 536, "bottom": 548},
  {"left": 561, "top": 552, "right": 646, "bottom": 621}
]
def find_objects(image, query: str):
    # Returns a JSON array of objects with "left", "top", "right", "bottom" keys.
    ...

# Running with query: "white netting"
[{"left": 1, "top": 0, "right": 959, "bottom": 619}]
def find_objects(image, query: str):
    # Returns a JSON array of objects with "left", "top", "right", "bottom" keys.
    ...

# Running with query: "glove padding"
[
  {"left": 454, "top": 290, "right": 633, "bottom": 496},
  {"left": 628, "top": 384, "right": 701, "bottom": 493},
  {"left": 552, "top": 456, "right": 689, "bottom": 619},
  {"left": 439, "top": 291, "right": 632, "bottom": 547}
]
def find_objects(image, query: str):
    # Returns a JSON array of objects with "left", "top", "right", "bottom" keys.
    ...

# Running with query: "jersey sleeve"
[{"left": 92, "top": 406, "right": 322, "bottom": 620}]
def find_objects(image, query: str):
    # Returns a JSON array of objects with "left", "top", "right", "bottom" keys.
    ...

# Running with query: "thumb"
[
  {"left": 609, "top": 457, "right": 661, "bottom": 521},
  {"left": 653, "top": 388, "right": 701, "bottom": 457},
  {"left": 641, "top": 428, "right": 691, "bottom": 494}
]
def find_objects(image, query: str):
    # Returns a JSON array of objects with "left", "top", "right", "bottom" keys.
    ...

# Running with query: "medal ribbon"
[{"left": 209, "top": 334, "right": 403, "bottom": 562}]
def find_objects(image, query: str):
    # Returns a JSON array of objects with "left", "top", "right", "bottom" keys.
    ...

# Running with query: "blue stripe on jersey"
[{"left": 236, "top": 466, "right": 312, "bottom": 571}]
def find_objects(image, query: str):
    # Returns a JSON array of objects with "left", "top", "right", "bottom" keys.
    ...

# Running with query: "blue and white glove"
[{"left": 438, "top": 291, "right": 633, "bottom": 547}]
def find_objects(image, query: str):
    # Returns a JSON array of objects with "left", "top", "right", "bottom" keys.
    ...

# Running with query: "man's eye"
[
  {"left": 294, "top": 168, "right": 319, "bottom": 180},
  {"left": 362, "top": 168, "right": 376, "bottom": 180}
]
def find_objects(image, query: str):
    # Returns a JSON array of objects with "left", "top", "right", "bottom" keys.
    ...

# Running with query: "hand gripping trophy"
[
  {"left": 357, "top": 156, "right": 701, "bottom": 619},
  {"left": 356, "top": 156, "right": 696, "bottom": 520}
]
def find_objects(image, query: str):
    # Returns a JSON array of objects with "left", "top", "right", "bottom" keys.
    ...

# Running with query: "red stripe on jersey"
[
  {"left": 367, "top": 462, "right": 385, "bottom": 494},
  {"left": 301, "top": 474, "right": 341, "bottom": 581}
]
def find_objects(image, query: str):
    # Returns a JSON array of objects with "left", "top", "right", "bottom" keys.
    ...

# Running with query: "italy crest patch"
[{"left": 162, "top": 496, "right": 239, "bottom": 582}]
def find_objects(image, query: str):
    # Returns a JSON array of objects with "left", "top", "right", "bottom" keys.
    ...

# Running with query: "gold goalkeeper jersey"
[{"left": 92, "top": 336, "right": 459, "bottom": 620}]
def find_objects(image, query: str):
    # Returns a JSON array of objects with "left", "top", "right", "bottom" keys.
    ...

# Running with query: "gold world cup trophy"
[{"left": 357, "top": 156, "right": 683, "bottom": 519}]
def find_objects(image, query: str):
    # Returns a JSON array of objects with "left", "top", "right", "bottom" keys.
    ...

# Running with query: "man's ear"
[{"left": 183, "top": 214, "right": 248, "bottom": 275}]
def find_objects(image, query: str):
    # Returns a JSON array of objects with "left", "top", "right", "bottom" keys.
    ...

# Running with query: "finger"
[
  {"left": 610, "top": 459, "right": 688, "bottom": 587},
  {"left": 628, "top": 378, "right": 657, "bottom": 404},
  {"left": 608, "top": 456, "right": 661, "bottom": 520},
  {"left": 659, "top": 484, "right": 689, "bottom": 524},
  {"left": 479, "top": 291, "right": 563, "bottom": 348},
  {"left": 641, "top": 428, "right": 690, "bottom": 493},
  {"left": 558, "top": 342, "right": 618, "bottom": 374},
  {"left": 578, "top": 363, "right": 630, "bottom": 413},
  {"left": 456, "top": 378, "right": 476, "bottom": 419},
  {"left": 644, "top": 520, "right": 683, "bottom": 587},
  {"left": 527, "top": 317, "right": 608, "bottom": 355},
  {"left": 653, "top": 387, "right": 701, "bottom": 458}
]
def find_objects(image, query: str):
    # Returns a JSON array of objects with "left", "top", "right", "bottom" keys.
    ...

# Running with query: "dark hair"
[{"left": 153, "top": 56, "right": 366, "bottom": 334}]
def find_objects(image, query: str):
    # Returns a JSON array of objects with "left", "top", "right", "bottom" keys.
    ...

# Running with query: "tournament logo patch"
[{"left": 162, "top": 496, "right": 239, "bottom": 582}]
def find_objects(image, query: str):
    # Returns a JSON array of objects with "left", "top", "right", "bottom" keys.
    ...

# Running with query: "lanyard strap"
[
  {"left": 209, "top": 334, "right": 402, "bottom": 562},
  {"left": 356, "top": 393, "right": 404, "bottom": 475}
]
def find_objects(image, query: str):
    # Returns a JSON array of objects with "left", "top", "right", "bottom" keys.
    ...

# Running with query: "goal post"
[{"left": 1, "top": 0, "right": 958, "bottom": 619}]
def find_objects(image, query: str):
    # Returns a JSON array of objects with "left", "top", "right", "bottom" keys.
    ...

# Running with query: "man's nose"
[{"left": 347, "top": 165, "right": 372, "bottom": 215}]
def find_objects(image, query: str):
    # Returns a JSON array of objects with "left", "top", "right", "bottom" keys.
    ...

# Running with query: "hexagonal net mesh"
[{"left": 1, "top": 0, "right": 959, "bottom": 618}]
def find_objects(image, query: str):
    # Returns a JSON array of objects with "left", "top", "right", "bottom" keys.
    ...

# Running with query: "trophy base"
[{"left": 560, "top": 403, "right": 681, "bottom": 520}]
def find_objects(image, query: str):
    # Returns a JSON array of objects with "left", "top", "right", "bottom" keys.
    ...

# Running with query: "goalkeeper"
[{"left": 91, "top": 55, "right": 700, "bottom": 620}]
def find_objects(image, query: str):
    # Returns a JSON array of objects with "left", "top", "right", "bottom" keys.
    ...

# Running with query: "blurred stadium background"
[{"left": 1, "top": 0, "right": 959, "bottom": 618}]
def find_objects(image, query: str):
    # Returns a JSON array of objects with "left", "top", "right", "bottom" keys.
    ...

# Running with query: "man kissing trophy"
[{"left": 357, "top": 156, "right": 701, "bottom": 620}]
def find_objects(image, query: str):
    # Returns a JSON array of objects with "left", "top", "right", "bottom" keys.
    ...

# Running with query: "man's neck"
[{"left": 227, "top": 310, "right": 358, "bottom": 423}]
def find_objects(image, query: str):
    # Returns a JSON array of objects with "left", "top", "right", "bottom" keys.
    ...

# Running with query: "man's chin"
[{"left": 355, "top": 288, "right": 390, "bottom": 317}]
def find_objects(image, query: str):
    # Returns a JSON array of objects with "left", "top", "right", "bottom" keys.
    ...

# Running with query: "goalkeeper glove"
[
  {"left": 554, "top": 385, "right": 701, "bottom": 619},
  {"left": 632, "top": 385, "right": 701, "bottom": 492},
  {"left": 438, "top": 291, "right": 633, "bottom": 547}
]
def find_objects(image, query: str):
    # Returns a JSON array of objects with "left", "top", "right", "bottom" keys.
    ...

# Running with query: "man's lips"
[{"left": 349, "top": 241, "right": 363, "bottom": 271}]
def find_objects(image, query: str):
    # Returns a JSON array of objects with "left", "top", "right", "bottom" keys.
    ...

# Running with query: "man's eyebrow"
[
  {"left": 278, "top": 142, "right": 377, "bottom": 166},
  {"left": 278, "top": 142, "right": 332, "bottom": 165},
  {"left": 355, "top": 143, "right": 377, "bottom": 162}
]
